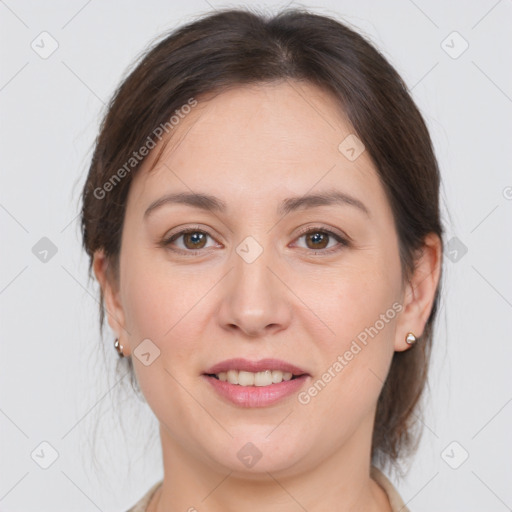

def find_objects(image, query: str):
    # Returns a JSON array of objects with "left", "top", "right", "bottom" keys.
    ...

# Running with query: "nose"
[{"left": 216, "top": 245, "right": 292, "bottom": 338}]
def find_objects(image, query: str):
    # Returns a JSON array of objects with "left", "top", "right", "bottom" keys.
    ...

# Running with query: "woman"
[{"left": 80, "top": 7, "right": 443, "bottom": 511}]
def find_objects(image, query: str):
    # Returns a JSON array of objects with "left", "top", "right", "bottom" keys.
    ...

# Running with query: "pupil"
[
  {"left": 185, "top": 232, "right": 206, "bottom": 249},
  {"left": 308, "top": 232, "right": 328, "bottom": 249}
]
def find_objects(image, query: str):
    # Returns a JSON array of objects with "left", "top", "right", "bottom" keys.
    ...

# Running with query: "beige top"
[{"left": 126, "top": 466, "right": 410, "bottom": 511}]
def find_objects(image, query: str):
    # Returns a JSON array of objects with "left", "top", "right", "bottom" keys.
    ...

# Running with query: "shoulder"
[
  {"left": 125, "top": 480, "right": 163, "bottom": 512},
  {"left": 370, "top": 466, "right": 411, "bottom": 512}
]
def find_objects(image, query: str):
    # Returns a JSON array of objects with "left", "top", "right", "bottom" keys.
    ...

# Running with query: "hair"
[{"left": 80, "top": 6, "right": 444, "bottom": 475}]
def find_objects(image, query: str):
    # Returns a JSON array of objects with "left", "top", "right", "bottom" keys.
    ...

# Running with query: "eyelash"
[{"left": 161, "top": 225, "right": 350, "bottom": 256}]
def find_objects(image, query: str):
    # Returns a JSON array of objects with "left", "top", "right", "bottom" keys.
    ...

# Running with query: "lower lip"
[{"left": 203, "top": 374, "right": 309, "bottom": 407}]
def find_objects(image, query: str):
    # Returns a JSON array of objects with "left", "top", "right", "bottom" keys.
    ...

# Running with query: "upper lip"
[{"left": 204, "top": 358, "right": 309, "bottom": 376}]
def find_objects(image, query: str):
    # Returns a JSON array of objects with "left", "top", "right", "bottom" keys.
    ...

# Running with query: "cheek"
[
  {"left": 304, "top": 259, "right": 399, "bottom": 346},
  {"left": 288, "top": 264, "right": 399, "bottom": 463},
  {"left": 120, "top": 247, "right": 216, "bottom": 362},
  {"left": 301, "top": 257, "right": 400, "bottom": 399},
  {"left": 120, "top": 254, "right": 208, "bottom": 420},
  {"left": 336, "top": 278, "right": 396, "bottom": 345}
]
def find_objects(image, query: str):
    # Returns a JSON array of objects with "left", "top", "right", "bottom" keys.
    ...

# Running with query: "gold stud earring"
[
  {"left": 114, "top": 337, "right": 125, "bottom": 357},
  {"left": 405, "top": 332, "right": 417, "bottom": 345}
]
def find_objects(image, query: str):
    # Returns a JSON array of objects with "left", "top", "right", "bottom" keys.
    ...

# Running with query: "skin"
[{"left": 93, "top": 80, "right": 441, "bottom": 511}]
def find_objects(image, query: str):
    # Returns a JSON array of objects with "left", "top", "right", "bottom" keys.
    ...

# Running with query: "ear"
[
  {"left": 394, "top": 232, "right": 442, "bottom": 352},
  {"left": 92, "top": 249, "right": 130, "bottom": 356}
]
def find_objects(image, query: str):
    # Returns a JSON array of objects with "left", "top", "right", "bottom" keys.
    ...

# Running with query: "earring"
[
  {"left": 114, "top": 337, "right": 125, "bottom": 357},
  {"left": 405, "top": 332, "right": 417, "bottom": 345}
]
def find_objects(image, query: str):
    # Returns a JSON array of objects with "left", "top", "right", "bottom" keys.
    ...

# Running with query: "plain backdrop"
[{"left": 1, "top": 0, "right": 511, "bottom": 510}]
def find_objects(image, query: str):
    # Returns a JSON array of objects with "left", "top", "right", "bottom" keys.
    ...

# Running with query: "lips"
[{"left": 203, "top": 358, "right": 309, "bottom": 377}]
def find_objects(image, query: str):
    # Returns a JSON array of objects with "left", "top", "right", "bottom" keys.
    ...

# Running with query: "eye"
[
  {"left": 163, "top": 227, "right": 218, "bottom": 253},
  {"left": 292, "top": 227, "right": 349, "bottom": 254},
  {"left": 162, "top": 225, "right": 349, "bottom": 256}
]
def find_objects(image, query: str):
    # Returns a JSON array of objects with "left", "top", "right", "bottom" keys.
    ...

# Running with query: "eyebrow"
[{"left": 143, "top": 189, "right": 370, "bottom": 219}]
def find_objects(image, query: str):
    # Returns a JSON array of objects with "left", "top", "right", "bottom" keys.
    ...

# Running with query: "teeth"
[{"left": 215, "top": 370, "right": 294, "bottom": 386}]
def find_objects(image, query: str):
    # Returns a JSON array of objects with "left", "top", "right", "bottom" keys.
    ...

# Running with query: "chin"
[{"left": 203, "top": 426, "right": 310, "bottom": 477}]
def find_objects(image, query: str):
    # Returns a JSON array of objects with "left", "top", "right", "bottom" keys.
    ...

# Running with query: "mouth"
[
  {"left": 201, "top": 358, "right": 310, "bottom": 406},
  {"left": 202, "top": 357, "right": 310, "bottom": 387},
  {"left": 204, "top": 369, "right": 304, "bottom": 386}
]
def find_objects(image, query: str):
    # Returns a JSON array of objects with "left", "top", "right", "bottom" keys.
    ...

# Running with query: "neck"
[{"left": 148, "top": 415, "right": 391, "bottom": 512}]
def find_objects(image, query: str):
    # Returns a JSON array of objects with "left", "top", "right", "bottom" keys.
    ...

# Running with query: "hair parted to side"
[{"left": 80, "top": 6, "right": 444, "bottom": 474}]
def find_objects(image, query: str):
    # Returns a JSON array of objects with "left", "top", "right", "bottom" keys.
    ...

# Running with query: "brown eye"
[
  {"left": 164, "top": 229, "right": 216, "bottom": 253},
  {"left": 304, "top": 231, "right": 330, "bottom": 250},
  {"left": 294, "top": 228, "right": 349, "bottom": 254},
  {"left": 182, "top": 231, "right": 207, "bottom": 249}
]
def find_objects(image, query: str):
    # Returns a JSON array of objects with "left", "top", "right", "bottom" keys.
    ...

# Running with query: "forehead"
[{"left": 127, "top": 81, "right": 385, "bottom": 214}]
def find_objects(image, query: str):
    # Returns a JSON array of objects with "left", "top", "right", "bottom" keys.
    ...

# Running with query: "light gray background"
[{"left": 1, "top": 0, "right": 511, "bottom": 510}]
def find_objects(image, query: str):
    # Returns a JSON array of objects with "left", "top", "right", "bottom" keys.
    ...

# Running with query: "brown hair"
[{"left": 80, "top": 6, "right": 444, "bottom": 473}]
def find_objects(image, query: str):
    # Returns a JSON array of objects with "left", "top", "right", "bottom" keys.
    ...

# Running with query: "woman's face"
[{"left": 97, "top": 81, "right": 426, "bottom": 476}]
